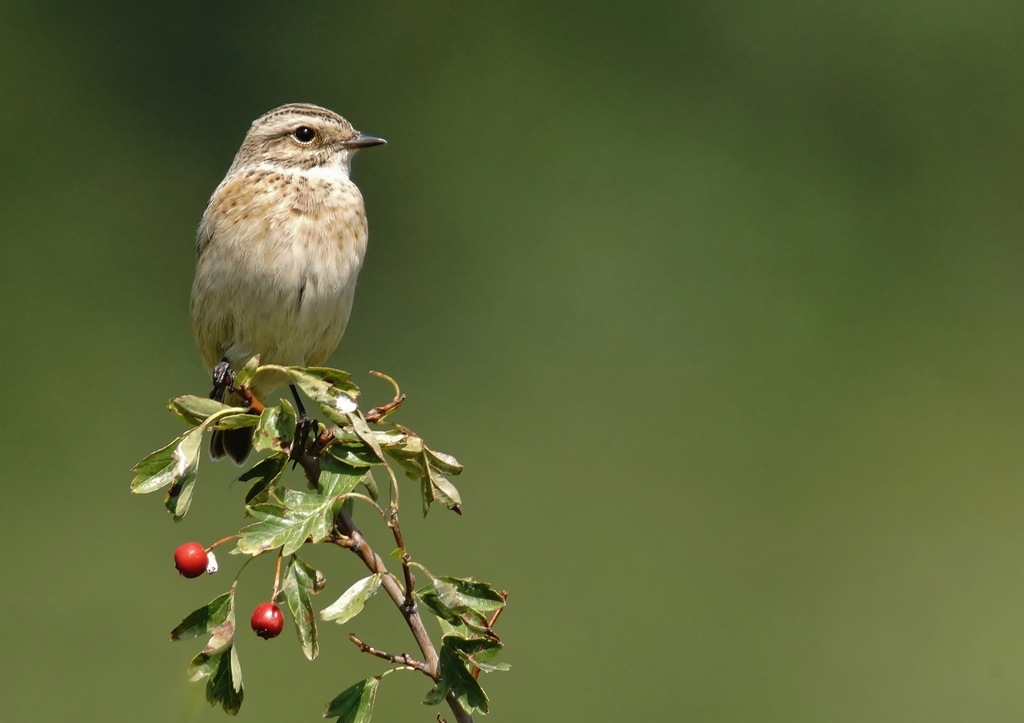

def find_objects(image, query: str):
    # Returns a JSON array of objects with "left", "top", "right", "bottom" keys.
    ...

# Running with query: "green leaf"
[
  {"left": 319, "top": 455, "right": 370, "bottom": 499},
  {"left": 184, "top": 588, "right": 243, "bottom": 715},
  {"left": 239, "top": 454, "right": 288, "bottom": 504},
  {"left": 348, "top": 412, "right": 384, "bottom": 461},
  {"left": 360, "top": 469, "right": 380, "bottom": 501},
  {"left": 424, "top": 446, "right": 463, "bottom": 476},
  {"left": 373, "top": 428, "right": 417, "bottom": 450},
  {"left": 410, "top": 450, "right": 462, "bottom": 516},
  {"left": 283, "top": 555, "right": 325, "bottom": 661},
  {"left": 445, "top": 635, "right": 509, "bottom": 672},
  {"left": 252, "top": 399, "right": 297, "bottom": 454},
  {"left": 434, "top": 576, "right": 506, "bottom": 614},
  {"left": 238, "top": 505, "right": 309, "bottom": 556},
  {"left": 285, "top": 366, "right": 360, "bottom": 424},
  {"left": 324, "top": 676, "right": 380, "bottom": 722},
  {"left": 207, "top": 412, "right": 260, "bottom": 431},
  {"left": 130, "top": 427, "right": 200, "bottom": 496},
  {"left": 234, "top": 354, "right": 261, "bottom": 389},
  {"left": 190, "top": 644, "right": 244, "bottom": 715},
  {"left": 426, "top": 461, "right": 462, "bottom": 514},
  {"left": 417, "top": 576, "right": 505, "bottom": 632},
  {"left": 237, "top": 489, "right": 337, "bottom": 556},
  {"left": 419, "top": 471, "right": 434, "bottom": 518},
  {"left": 243, "top": 363, "right": 293, "bottom": 395},
  {"left": 321, "top": 574, "right": 383, "bottom": 624},
  {"left": 168, "top": 395, "right": 235, "bottom": 426},
  {"left": 130, "top": 438, "right": 179, "bottom": 494},
  {"left": 380, "top": 442, "right": 461, "bottom": 516},
  {"left": 327, "top": 442, "right": 382, "bottom": 469},
  {"left": 171, "top": 591, "right": 233, "bottom": 642},
  {"left": 135, "top": 427, "right": 203, "bottom": 519},
  {"left": 424, "top": 636, "right": 490, "bottom": 714}
]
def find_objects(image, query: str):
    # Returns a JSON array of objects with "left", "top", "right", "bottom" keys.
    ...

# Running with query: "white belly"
[{"left": 190, "top": 169, "right": 369, "bottom": 371}]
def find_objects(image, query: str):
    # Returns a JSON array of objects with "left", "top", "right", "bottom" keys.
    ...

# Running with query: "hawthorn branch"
[
  {"left": 330, "top": 505, "right": 473, "bottom": 723},
  {"left": 237, "top": 385, "right": 266, "bottom": 414},
  {"left": 365, "top": 393, "right": 406, "bottom": 423},
  {"left": 348, "top": 633, "right": 431, "bottom": 675},
  {"left": 245, "top": 385, "right": 475, "bottom": 723}
]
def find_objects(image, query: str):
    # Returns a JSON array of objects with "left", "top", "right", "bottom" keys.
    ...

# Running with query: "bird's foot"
[
  {"left": 290, "top": 413, "right": 318, "bottom": 466},
  {"left": 210, "top": 359, "right": 236, "bottom": 400}
]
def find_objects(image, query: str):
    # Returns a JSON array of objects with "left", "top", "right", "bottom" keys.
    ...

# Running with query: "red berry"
[
  {"left": 173, "top": 542, "right": 209, "bottom": 578},
  {"left": 251, "top": 602, "right": 284, "bottom": 639}
]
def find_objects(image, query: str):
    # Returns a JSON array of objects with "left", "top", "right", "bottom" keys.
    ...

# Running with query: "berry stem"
[
  {"left": 206, "top": 534, "right": 238, "bottom": 552},
  {"left": 271, "top": 548, "right": 284, "bottom": 602}
]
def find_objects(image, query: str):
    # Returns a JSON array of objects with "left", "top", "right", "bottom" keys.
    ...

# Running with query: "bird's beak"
[{"left": 343, "top": 133, "right": 387, "bottom": 149}]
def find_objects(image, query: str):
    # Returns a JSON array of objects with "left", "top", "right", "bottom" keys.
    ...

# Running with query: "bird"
[{"left": 189, "top": 103, "right": 385, "bottom": 463}]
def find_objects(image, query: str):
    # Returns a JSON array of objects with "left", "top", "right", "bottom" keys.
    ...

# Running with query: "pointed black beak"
[{"left": 343, "top": 133, "right": 387, "bottom": 149}]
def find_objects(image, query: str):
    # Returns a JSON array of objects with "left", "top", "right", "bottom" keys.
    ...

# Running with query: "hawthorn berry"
[
  {"left": 173, "top": 542, "right": 209, "bottom": 578},
  {"left": 251, "top": 602, "right": 284, "bottom": 639}
]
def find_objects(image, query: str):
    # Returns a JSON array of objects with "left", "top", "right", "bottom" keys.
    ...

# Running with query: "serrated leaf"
[
  {"left": 168, "top": 395, "right": 235, "bottom": 426},
  {"left": 237, "top": 505, "right": 310, "bottom": 556},
  {"left": 184, "top": 588, "right": 243, "bottom": 714},
  {"left": 424, "top": 446, "right": 463, "bottom": 475},
  {"left": 156, "top": 427, "right": 204, "bottom": 519},
  {"left": 319, "top": 455, "right": 370, "bottom": 499},
  {"left": 164, "top": 474, "right": 197, "bottom": 519},
  {"left": 130, "top": 427, "right": 201, "bottom": 496},
  {"left": 348, "top": 412, "right": 384, "bottom": 461},
  {"left": 283, "top": 488, "right": 339, "bottom": 547},
  {"left": 446, "top": 635, "right": 508, "bottom": 670},
  {"left": 412, "top": 450, "right": 462, "bottom": 516},
  {"left": 252, "top": 399, "right": 297, "bottom": 454},
  {"left": 189, "top": 644, "right": 244, "bottom": 715},
  {"left": 283, "top": 555, "right": 325, "bottom": 661},
  {"left": 234, "top": 354, "right": 261, "bottom": 389},
  {"left": 328, "top": 442, "right": 383, "bottom": 469},
  {"left": 424, "top": 636, "right": 489, "bottom": 714},
  {"left": 236, "top": 489, "right": 337, "bottom": 556},
  {"left": 417, "top": 577, "right": 504, "bottom": 632},
  {"left": 239, "top": 454, "right": 287, "bottom": 504},
  {"left": 378, "top": 429, "right": 423, "bottom": 462},
  {"left": 324, "top": 676, "right": 380, "bottom": 722},
  {"left": 434, "top": 577, "right": 506, "bottom": 614},
  {"left": 427, "top": 463, "right": 462, "bottom": 514},
  {"left": 130, "top": 438, "right": 180, "bottom": 494},
  {"left": 171, "top": 591, "right": 233, "bottom": 642},
  {"left": 321, "top": 574, "right": 383, "bottom": 624},
  {"left": 282, "top": 366, "right": 360, "bottom": 424},
  {"left": 374, "top": 428, "right": 415, "bottom": 449},
  {"left": 203, "top": 619, "right": 236, "bottom": 656}
]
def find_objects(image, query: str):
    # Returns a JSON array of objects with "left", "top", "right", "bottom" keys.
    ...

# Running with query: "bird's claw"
[
  {"left": 290, "top": 413, "right": 317, "bottom": 467},
  {"left": 210, "top": 359, "right": 235, "bottom": 400}
]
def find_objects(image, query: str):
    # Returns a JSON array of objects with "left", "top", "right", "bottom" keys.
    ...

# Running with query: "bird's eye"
[{"left": 293, "top": 126, "right": 316, "bottom": 143}]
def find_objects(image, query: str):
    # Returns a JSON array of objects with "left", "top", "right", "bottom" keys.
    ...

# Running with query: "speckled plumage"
[{"left": 189, "top": 103, "right": 385, "bottom": 462}]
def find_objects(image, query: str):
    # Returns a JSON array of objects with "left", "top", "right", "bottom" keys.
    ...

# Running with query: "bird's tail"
[{"left": 210, "top": 389, "right": 255, "bottom": 464}]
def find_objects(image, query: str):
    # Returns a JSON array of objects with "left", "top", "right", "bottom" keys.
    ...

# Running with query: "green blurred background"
[{"left": 2, "top": 1, "right": 1024, "bottom": 720}]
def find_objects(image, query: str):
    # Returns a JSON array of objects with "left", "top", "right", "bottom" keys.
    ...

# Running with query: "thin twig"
[
  {"left": 348, "top": 633, "right": 431, "bottom": 675},
  {"left": 365, "top": 394, "right": 406, "bottom": 423},
  {"left": 244, "top": 385, "right": 475, "bottom": 723},
  {"left": 270, "top": 548, "right": 284, "bottom": 601},
  {"left": 236, "top": 385, "right": 267, "bottom": 414},
  {"left": 332, "top": 507, "right": 474, "bottom": 723},
  {"left": 389, "top": 508, "right": 417, "bottom": 609}
]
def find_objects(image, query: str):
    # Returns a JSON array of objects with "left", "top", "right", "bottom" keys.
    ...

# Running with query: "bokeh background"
[{"left": 2, "top": 1, "right": 1024, "bottom": 720}]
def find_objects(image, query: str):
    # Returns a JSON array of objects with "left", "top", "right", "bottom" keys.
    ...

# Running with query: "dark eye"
[{"left": 293, "top": 126, "right": 316, "bottom": 143}]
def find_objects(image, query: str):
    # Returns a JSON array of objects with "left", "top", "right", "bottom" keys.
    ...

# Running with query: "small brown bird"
[{"left": 190, "top": 103, "right": 385, "bottom": 462}]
